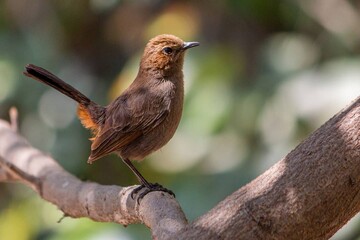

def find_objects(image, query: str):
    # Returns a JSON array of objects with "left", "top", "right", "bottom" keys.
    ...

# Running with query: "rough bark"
[
  {"left": 0, "top": 96, "right": 360, "bottom": 240},
  {"left": 175, "top": 97, "right": 360, "bottom": 239}
]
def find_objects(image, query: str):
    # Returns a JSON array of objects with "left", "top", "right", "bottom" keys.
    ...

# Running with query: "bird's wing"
[{"left": 88, "top": 87, "right": 171, "bottom": 162}]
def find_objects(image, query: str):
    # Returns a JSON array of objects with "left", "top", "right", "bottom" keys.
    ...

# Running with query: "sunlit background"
[{"left": 0, "top": 1, "right": 359, "bottom": 239}]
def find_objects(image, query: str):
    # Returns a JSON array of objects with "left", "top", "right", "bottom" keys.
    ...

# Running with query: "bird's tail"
[
  {"left": 24, "top": 64, "right": 104, "bottom": 134},
  {"left": 24, "top": 64, "right": 92, "bottom": 106}
]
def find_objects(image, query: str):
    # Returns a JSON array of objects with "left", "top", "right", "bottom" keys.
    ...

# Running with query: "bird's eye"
[{"left": 162, "top": 47, "right": 173, "bottom": 55}]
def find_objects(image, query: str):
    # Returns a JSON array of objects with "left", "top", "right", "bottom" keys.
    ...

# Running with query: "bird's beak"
[{"left": 182, "top": 42, "right": 200, "bottom": 50}]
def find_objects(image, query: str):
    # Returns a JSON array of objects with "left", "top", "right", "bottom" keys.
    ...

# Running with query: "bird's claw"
[{"left": 131, "top": 183, "right": 175, "bottom": 204}]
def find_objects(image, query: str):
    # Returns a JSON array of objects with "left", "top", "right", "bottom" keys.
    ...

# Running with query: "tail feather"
[
  {"left": 24, "top": 64, "right": 91, "bottom": 106},
  {"left": 24, "top": 64, "right": 105, "bottom": 132}
]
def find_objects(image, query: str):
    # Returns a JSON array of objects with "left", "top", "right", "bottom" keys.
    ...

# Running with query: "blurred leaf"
[{"left": 0, "top": 204, "right": 33, "bottom": 240}]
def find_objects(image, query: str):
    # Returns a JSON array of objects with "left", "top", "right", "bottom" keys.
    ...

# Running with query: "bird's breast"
[{"left": 123, "top": 75, "right": 184, "bottom": 160}]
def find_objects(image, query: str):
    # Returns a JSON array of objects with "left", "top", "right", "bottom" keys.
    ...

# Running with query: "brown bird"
[{"left": 24, "top": 34, "right": 199, "bottom": 200}]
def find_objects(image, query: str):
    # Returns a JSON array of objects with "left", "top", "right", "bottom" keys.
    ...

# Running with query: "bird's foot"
[{"left": 131, "top": 183, "right": 175, "bottom": 203}]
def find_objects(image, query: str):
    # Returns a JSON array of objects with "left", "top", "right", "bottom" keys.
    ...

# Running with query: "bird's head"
[{"left": 140, "top": 34, "right": 199, "bottom": 76}]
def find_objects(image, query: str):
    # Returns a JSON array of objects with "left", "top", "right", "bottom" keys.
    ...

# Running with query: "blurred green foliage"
[{"left": 0, "top": 0, "right": 359, "bottom": 239}]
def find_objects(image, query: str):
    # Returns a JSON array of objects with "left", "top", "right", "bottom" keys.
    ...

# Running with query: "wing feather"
[{"left": 88, "top": 87, "right": 171, "bottom": 162}]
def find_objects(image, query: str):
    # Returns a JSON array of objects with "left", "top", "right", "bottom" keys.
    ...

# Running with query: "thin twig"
[{"left": 9, "top": 107, "right": 18, "bottom": 132}]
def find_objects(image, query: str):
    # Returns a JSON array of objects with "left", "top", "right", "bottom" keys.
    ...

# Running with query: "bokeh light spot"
[
  {"left": 38, "top": 90, "right": 77, "bottom": 129},
  {"left": 0, "top": 60, "right": 17, "bottom": 101}
]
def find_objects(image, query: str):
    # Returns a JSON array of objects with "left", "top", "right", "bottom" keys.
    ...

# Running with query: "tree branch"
[
  {"left": 1, "top": 95, "right": 360, "bottom": 239},
  {"left": 175, "top": 97, "right": 360, "bottom": 239},
  {"left": 0, "top": 115, "right": 187, "bottom": 238}
]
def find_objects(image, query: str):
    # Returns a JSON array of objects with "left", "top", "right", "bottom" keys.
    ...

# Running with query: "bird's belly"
[{"left": 121, "top": 103, "right": 183, "bottom": 161}]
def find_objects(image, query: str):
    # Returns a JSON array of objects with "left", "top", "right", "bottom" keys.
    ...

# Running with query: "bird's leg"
[
  {"left": 121, "top": 158, "right": 151, "bottom": 187},
  {"left": 121, "top": 158, "right": 175, "bottom": 203}
]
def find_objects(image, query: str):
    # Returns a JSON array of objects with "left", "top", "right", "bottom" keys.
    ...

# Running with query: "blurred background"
[{"left": 0, "top": 0, "right": 359, "bottom": 239}]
